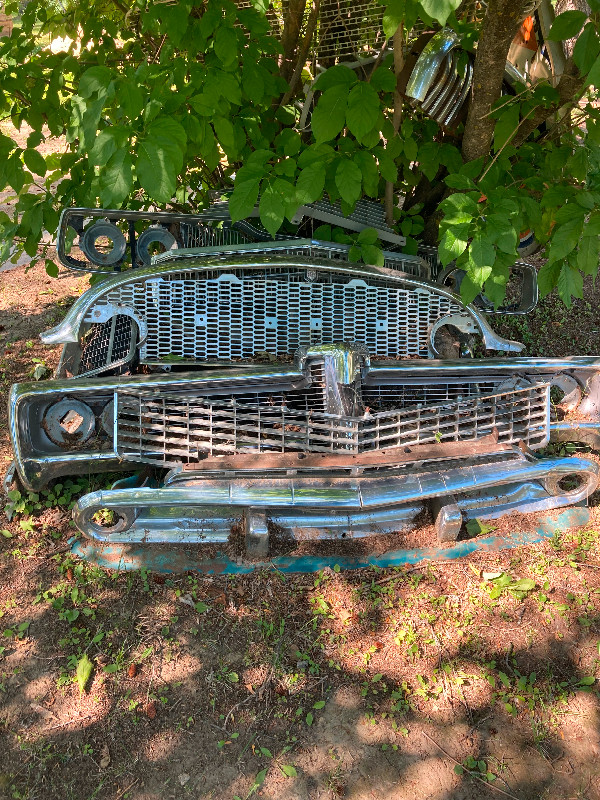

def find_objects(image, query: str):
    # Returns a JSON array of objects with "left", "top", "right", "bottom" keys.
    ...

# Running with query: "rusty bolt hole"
[{"left": 59, "top": 409, "right": 84, "bottom": 435}]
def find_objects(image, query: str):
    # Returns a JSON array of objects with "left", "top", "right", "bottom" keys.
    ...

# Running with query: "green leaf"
[
  {"left": 573, "top": 23, "right": 600, "bottom": 73},
  {"left": 459, "top": 157, "right": 484, "bottom": 180},
  {"left": 577, "top": 233, "right": 600, "bottom": 276},
  {"left": 548, "top": 10, "right": 587, "bottom": 41},
  {"left": 538, "top": 260, "right": 561, "bottom": 296},
  {"left": 511, "top": 578, "right": 535, "bottom": 592},
  {"left": 584, "top": 210, "right": 600, "bottom": 236},
  {"left": 248, "top": 768, "right": 267, "bottom": 797},
  {"left": 137, "top": 118, "right": 186, "bottom": 203},
  {"left": 194, "top": 601, "right": 209, "bottom": 613},
  {"left": 454, "top": 765, "right": 464, "bottom": 775},
  {"left": 306, "top": 711, "right": 314, "bottom": 726},
  {"left": 468, "top": 233, "right": 495, "bottom": 276},
  {"left": 118, "top": 79, "right": 144, "bottom": 120},
  {"left": 557, "top": 262, "right": 583, "bottom": 307},
  {"left": 23, "top": 149, "right": 46, "bottom": 176},
  {"left": 1, "top": 529, "right": 12, "bottom": 538},
  {"left": 335, "top": 159, "right": 362, "bottom": 206},
  {"left": 260, "top": 747, "right": 273, "bottom": 758},
  {"left": 498, "top": 671, "right": 511, "bottom": 688},
  {"left": 445, "top": 174, "right": 475, "bottom": 190},
  {"left": 419, "top": 0, "right": 462, "bottom": 26},
  {"left": 259, "top": 180, "right": 286, "bottom": 237},
  {"left": 354, "top": 150, "right": 379, "bottom": 197},
  {"left": 313, "top": 700, "right": 326, "bottom": 709},
  {"left": 439, "top": 223, "right": 470, "bottom": 266},
  {"left": 103, "top": 663, "right": 119, "bottom": 673},
  {"left": 230, "top": 169, "right": 263, "bottom": 222},
  {"left": 357, "top": 227, "right": 378, "bottom": 245},
  {"left": 280, "top": 765, "right": 298, "bottom": 777},
  {"left": 215, "top": 25, "right": 238, "bottom": 65},
  {"left": 296, "top": 163, "right": 325, "bottom": 205},
  {"left": 361, "top": 244, "right": 385, "bottom": 266},
  {"left": 89, "top": 127, "right": 128, "bottom": 166},
  {"left": 314, "top": 65, "right": 358, "bottom": 92},
  {"left": 370, "top": 67, "right": 396, "bottom": 93},
  {"left": 578, "top": 676, "right": 596, "bottom": 685},
  {"left": 78, "top": 66, "right": 113, "bottom": 98},
  {"left": 493, "top": 104, "right": 520, "bottom": 153},
  {"left": 45, "top": 259, "right": 59, "bottom": 279},
  {"left": 548, "top": 218, "right": 584, "bottom": 264},
  {"left": 441, "top": 192, "right": 478, "bottom": 223},
  {"left": 382, "top": 0, "right": 404, "bottom": 37},
  {"left": 312, "top": 85, "right": 348, "bottom": 143},
  {"left": 346, "top": 82, "right": 380, "bottom": 140},
  {"left": 76, "top": 654, "right": 94, "bottom": 694},
  {"left": 99, "top": 149, "right": 132, "bottom": 207}
]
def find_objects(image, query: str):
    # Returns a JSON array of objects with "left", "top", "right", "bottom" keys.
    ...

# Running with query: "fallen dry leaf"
[
  {"left": 145, "top": 701, "right": 157, "bottom": 720},
  {"left": 213, "top": 593, "right": 226, "bottom": 606},
  {"left": 152, "top": 574, "right": 166, "bottom": 585},
  {"left": 99, "top": 744, "right": 110, "bottom": 769},
  {"left": 66, "top": 567, "right": 74, "bottom": 581},
  {"left": 128, "top": 663, "right": 138, "bottom": 678}
]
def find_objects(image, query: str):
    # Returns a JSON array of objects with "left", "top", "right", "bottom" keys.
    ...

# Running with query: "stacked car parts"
[{"left": 5, "top": 200, "right": 600, "bottom": 564}]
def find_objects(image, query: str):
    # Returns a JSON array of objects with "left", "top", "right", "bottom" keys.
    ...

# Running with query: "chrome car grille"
[
  {"left": 86, "top": 269, "right": 462, "bottom": 362},
  {"left": 115, "top": 382, "right": 550, "bottom": 468}
]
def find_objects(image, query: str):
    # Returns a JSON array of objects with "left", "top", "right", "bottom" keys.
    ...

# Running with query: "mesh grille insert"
[
  {"left": 78, "top": 315, "right": 136, "bottom": 377},
  {"left": 86, "top": 270, "right": 463, "bottom": 362}
]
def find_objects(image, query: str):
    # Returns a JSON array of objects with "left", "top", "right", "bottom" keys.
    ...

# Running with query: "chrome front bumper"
[{"left": 71, "top": 453, "right": 599, "bottom": 547}]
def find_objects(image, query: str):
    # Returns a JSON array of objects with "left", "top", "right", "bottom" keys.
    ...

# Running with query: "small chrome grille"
[
  {"left": 115, "top": 383, "right": 550, "bottom": 468},
  {"left": 78, "top": 315, "right": 136, "bottom": 377},
  {"left": 88, "top": 269, "right": 462, "bottom": 362}
]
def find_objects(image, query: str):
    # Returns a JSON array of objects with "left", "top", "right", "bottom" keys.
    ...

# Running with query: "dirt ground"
[{"left": 0, "top": 259, "right": 599, "bottom": 800}]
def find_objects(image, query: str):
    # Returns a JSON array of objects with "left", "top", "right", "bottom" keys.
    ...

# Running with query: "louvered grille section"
[
  {"left": 362, "top": 380, "right": 501, "bottom": 411},
  {"left": 86, "top": 271, "right": 462, "bottom": 362},
  {"left": 115, "top": 384, "right": 550, "bottom": 468},
  {"left": 78, "top": 315, "right": 136, "bottom": 377}
]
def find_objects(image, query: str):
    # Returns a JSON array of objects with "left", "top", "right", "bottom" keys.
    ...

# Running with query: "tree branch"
[
  {"left": 512, "top": 58, "right": 585, "bottom": 146},
  {"left": 278, "top": 0, "right": 320, "bottom": 107}
]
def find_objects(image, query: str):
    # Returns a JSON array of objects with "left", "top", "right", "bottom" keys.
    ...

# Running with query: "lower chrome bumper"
[{"left": 71, "top": 453, "right": 599, "bottom": 549}]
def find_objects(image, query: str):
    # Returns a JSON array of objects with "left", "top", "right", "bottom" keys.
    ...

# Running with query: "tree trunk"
[{"left": 461, "top": 0, "right": 524, "bottom": 162}]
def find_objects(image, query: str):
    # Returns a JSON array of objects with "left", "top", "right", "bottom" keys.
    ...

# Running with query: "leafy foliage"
[{"left": 0, "top": 0, "right": 598, "bottom": 305}]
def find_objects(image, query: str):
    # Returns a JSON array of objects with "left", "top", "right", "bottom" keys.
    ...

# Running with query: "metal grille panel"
[
  {"left": 78, "top": 315, "right": 136, "bottom": 377},
  {"left": 116, "top": 384, "right": 550, "bottom": 468},
  {"left": 86, "top": 270, "right": 463, "bottom": 362}
]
